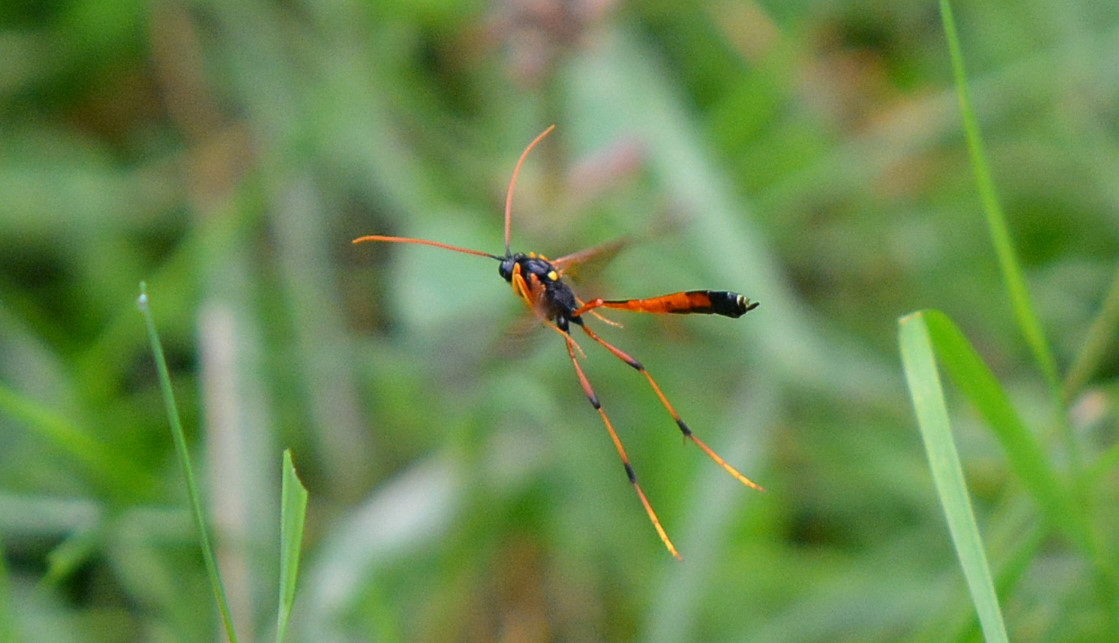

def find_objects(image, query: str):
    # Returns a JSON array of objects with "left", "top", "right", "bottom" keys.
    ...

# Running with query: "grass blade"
[
  {"left": 276, "top": 449, "right": 308, "bottom": 643},
  {"left": 1063, "top": 265, "right": 1119, "bottom": 401},
  {"left": 939, "top": 0, "right": 1058, "bottom": 390},
  {"left": 138, "top": 282, "right": 238, "bottom": 642},
  {"left": 0, "top": 383, "right": 156, "bottom": 498},
  {"left": 899, "top": 311, "right": 1008, "bottom": 643},
  {"left": 919, "top": 311, "right": 1082, "bottom": 550},
  {"left": 0, "top": 546, "right": 15, "bottom": 641}
]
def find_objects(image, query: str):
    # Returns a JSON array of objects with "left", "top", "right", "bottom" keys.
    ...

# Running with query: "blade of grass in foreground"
[
  {"left": 276, "top": 449, "right": 308, "bottom": 643},
  {"left": 899, "top": 311, "right": 1008, "bottom": 643},
  {"left": 138, "top": 282, "right": 238, "bottom": 642}
]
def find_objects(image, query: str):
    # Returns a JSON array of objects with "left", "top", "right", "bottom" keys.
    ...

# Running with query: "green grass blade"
[
  {"left": 276, "top": 449, "right": 308, "bottom": 643},
  {"left": 44, "top": 527, "right": 100, "bottom": 588},
  {"left": 0, "top": 383, "right": 156, "bottom": 499},
  {"left": 920, "top": 311, "right": 1083, "bottom": 549},
  {"left": 1063, "top": 265, "right": 1119, "bottom": 401},
  {"left": 0, "top": 544, "right": 16, "bottom": 641},
  {"left": 137, "top": 282, "right": 238, "bottom": 643},
  {"left": 939, "top": 0, "right": 1058, "bottom": 391},
  {"left": 899, "top": 311, "right": 1008, "bottom": 643}
]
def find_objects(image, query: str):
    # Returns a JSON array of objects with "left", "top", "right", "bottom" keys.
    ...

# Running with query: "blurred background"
[{"left": 2, "top": 0, "right": 1118, "bottom": 640}]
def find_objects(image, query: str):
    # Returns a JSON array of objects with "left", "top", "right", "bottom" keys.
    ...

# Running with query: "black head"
[{"left": 498, "top": 253, "right": 523, "bottom": 283}]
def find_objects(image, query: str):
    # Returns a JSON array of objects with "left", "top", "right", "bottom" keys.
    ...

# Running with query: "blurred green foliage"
[{"left": 1, "top": 0, "right": 1118, "bottom": 640}]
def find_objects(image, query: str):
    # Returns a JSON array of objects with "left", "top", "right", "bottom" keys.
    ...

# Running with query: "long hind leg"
[
  {"left": 561, "top": 333, "right": 683, "bottom": 560},
  {"left": 577, "top": 324, "right": 763, "bottom": 492}
]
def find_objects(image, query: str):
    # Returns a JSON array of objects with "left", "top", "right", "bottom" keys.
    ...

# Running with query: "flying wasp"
[{"left": 354, "top": 126, "right": 761, "bottom": 559}]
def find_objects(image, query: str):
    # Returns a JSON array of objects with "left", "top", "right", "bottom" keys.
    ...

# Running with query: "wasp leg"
[
  {"left": 561, "top": 331, "right": 682, "bottom": 560},
  {"left": 577, "top": 324, "right": 764, "bottom": 492},
  {"left": 573, "top": 296, "right": 623, "bottom": 328}
]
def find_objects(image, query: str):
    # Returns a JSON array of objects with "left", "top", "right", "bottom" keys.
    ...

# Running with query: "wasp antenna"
[
  {"left": 352, "top": 235, "right": 500, "bottom": 260},
  {"left": 505, "top": 125, "right": 556, "bottom": 256}
]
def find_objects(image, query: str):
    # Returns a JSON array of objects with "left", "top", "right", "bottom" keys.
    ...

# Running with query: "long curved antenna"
[
  {"left": 352, "top": 235, "right": 500, "bottom": 260},
  {"left": 505, "top": 125, "right": 556, "bottom": 256}
]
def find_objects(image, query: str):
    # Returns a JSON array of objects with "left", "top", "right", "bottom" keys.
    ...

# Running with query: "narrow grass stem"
[
  {"left": 138, "top": 283, "right": 239, "bottom": 642},
  {"left": 938, "top": 8, "right": 1108, "bottom": 609},
  {"left": 940, "top": 0, "right": 1063, "bottom": 401},
  {"left": 1063, "top": 263, "right": 1119, "bottom": 402}
]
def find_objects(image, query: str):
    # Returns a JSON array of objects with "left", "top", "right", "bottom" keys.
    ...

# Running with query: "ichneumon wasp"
[{"left": 354, "top": 126, "right": 761, "bottom": 559}]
